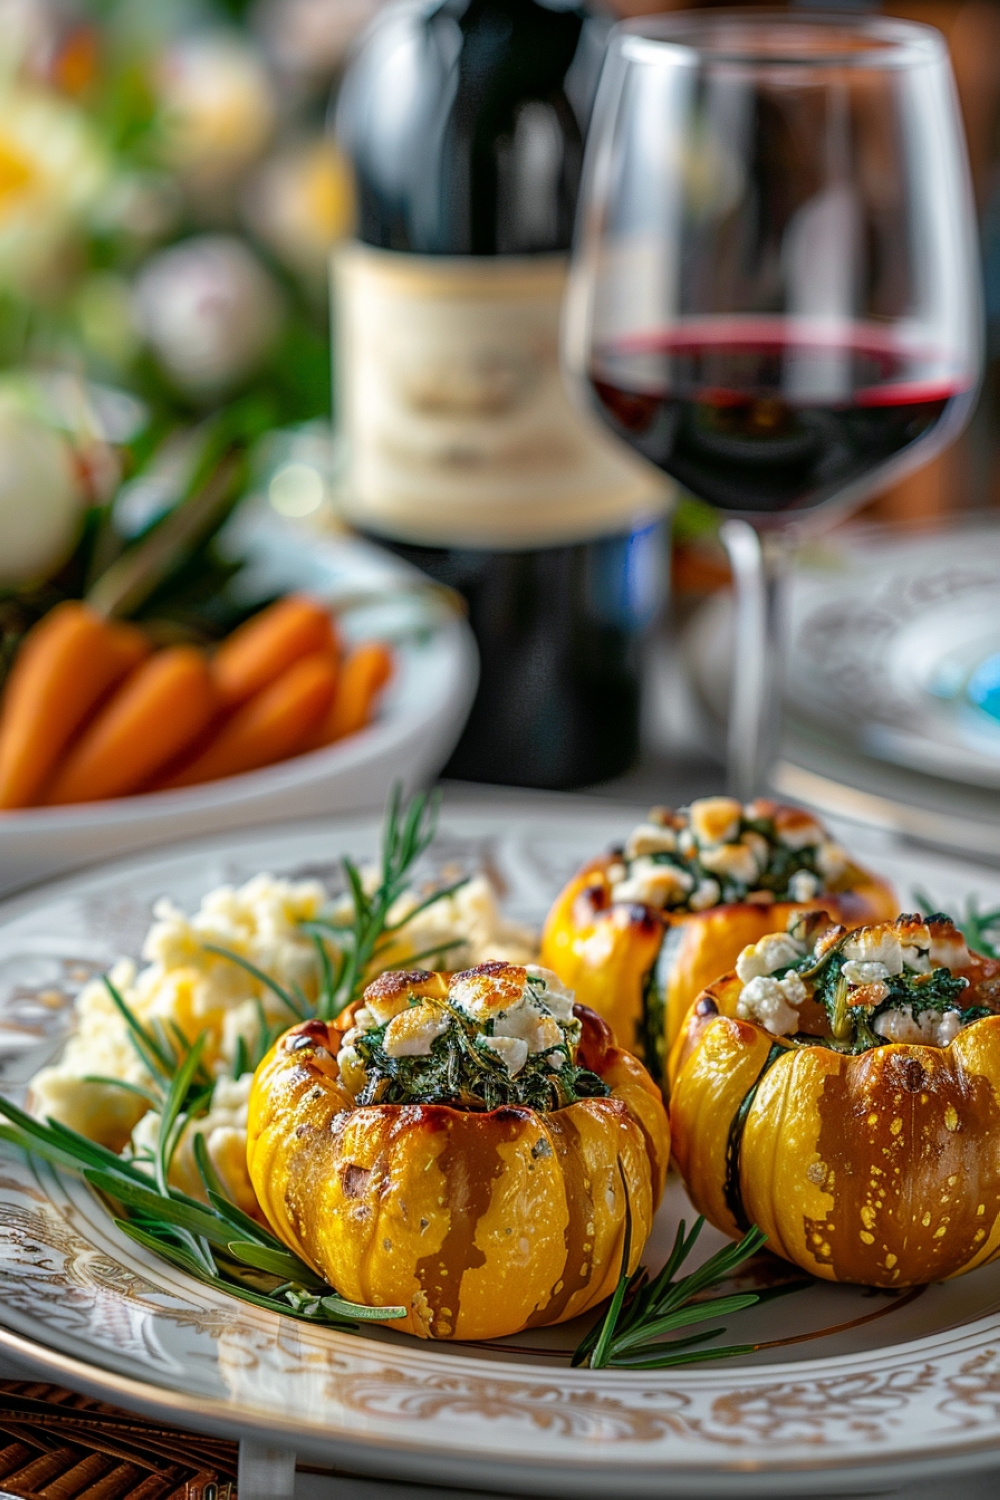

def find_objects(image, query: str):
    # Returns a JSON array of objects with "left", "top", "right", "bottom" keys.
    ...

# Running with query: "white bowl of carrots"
[{"left": 0, "top": 528, "right": 477, "bottom": 895}]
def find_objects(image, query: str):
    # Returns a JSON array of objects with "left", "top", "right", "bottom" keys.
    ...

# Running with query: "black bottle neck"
[{"left": 337, "top": 0, "right": 604, "bottom": 255}]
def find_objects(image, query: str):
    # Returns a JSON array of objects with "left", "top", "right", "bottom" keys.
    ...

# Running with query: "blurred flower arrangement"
[{"left": 0, "top": 0, "right": 382, "bottom": 674}]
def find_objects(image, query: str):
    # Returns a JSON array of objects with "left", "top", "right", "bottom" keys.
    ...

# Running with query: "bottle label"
[{"left": 332, "top": 244, "right": 671, "bottom": 549}]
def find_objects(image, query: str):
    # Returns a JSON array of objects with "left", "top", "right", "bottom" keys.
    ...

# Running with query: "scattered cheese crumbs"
[
  {"left": 610, "top": 858, "right": 694, "bottom": 909},
  {"left": 624, "top": 823, "right": 677, "bottom": 859},
  {"left": 699, "top": 841, "right": 760, "bottom": 885},
  {"left": 736, "top": 974, "right": 805, "bottom": 1036},
  {"left": 789, "top": 870, "right": 820, "bottom": 902},
  {"left": 689, "top": 797, "right": 742, "bottom": 848},
  {"left": 736, "top": 933, "right": 805, "bottom": 984}
]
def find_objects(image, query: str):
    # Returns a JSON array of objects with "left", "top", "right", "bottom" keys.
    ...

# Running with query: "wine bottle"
[{"left": 333, "top": 0, "right": 669, "bottom": 789}]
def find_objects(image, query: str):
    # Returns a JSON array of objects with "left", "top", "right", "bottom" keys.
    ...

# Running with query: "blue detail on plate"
[{"left": 968, "top": 653, "right": 1000, "bottom": 724}]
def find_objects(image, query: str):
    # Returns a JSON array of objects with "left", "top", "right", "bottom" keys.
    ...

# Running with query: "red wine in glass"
[
  {"left": 565, "top": 14, "right": 983, "bottom": 795},
  {"left": 589, "top": 321, "right": 975, "bottom": 515}
]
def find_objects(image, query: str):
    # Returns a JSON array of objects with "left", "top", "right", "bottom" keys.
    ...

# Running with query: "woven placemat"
[{"left": 0, "top": 1380, "right": 238, "bottom": 1499}]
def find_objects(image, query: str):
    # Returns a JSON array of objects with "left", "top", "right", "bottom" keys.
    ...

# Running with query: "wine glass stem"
[{"left": 719, "top": 520, "right": 792, "bottom": 803}]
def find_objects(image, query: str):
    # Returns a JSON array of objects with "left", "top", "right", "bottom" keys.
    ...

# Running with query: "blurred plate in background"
[
  {"left": 682, "top": 519, "right": 1000, "bottom": 862},
  {"left": 0, "top": 506, "right": 477, "bottom": 897}
]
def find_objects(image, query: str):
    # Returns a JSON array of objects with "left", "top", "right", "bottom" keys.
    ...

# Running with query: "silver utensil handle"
[{"left": 238, "top": 1439, "right": 297, "bottom": 1499}]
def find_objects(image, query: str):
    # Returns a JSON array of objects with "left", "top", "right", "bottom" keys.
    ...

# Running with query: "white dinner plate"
[
  {"left": 0, "top": 793, "right": 999, "bottom": 1497},
  {"left": 0, "top": 502, "right": 478, "bottom": 896}
]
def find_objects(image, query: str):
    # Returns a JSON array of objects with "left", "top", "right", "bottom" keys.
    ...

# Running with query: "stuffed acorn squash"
[
  {"left": 540, "top": 796, "right": 896, "bottom": 1082},
  {"left": 669, "top": 911, "right": 1000, "bottom": 1287},
  {"left": 247, "top": 961, "right": 669, "bottom": 1341}
]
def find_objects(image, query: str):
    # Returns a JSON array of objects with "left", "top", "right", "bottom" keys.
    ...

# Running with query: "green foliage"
[{"left": 574, "top": 1185, "right": 773, "bottom": 1370}]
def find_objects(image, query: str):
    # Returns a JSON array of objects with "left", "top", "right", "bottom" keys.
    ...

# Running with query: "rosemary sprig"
[
  {"left": 198, "top": 786, "right": 448, "bottom": 1028},
  {"left": 0, "top": 1090, "right": 404, "bottom": 1329},
  {"left": 913, "top": 891, "right": 1000, "bottom": 961},
  {"left": 325, "top": 785, "right": 443, "bottom": 1018},
  {"left": 574, "top": 1179, "right": 768, "bottom": 1370}
]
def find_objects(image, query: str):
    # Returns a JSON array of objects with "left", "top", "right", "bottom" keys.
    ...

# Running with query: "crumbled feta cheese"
[
  {"left": 736, "top": 975, "right": 803, "bottom": 1036},
  {"left": 451, "top": 963, "right": 569, "bottom": 1054},
  {"left": 842, "top": 960, "right": 891, "bottom": 987},
  {"left": 699, "top": 841, "right": 760, "bottom": 885},
  {"left": 873, "top": 1008, "right": 960, "bottom": 1047},
  {"left": 789, "top": 870, "right": 820, "bottom": 902},
  {"left": 524, "top": 965, "right": 574, "bottom": 1021},
  {"left": 611, "top": 858, "right": 694, "bottom": 909},
  {"left": 742, "top": 831, "right": 769, "bottom": 870},
  {"left": 929, "top": 931, "right": 971, "bottom": 970},
  {"left": 688, "top": 878, "right": 721, "bottom": 912},
  {"left": 689, "top": 797, "right": 742, "bottom": 848},
  {"left": 815, "top": 841, "right": 848, "bottom": 881},
  {"left": 450, "top": 965, "right": 528, "bottom": 1022},
  {"left": 842, "top": 927, "right": 904, "bottom": 975},
  {"left": 383, "top": 1002, "right": 450, "bottom": 1057},
  {"left": 481, "top": 1035, "right": 528, "bottom": 1077},
  {"left": 935, "top": 1010, "right": 965, "bottom": 1046},
  {"left": 624, "top": 823, "right": 677, "bottom": 859},
  {"left": 736, "top": 933, "right": 806, "bottom": 983},
  {"left": 771, "top": 808, "right": 823, "bottom": 851}
]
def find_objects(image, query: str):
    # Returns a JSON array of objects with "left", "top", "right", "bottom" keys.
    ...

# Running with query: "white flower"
[
  {"left": 133, "top": 235, "right": 284, "bottom": 397},
  {"left": 0, "top": 395, "right": 81, "bottom": 585},
  {"left": 243, "top": 137, "right": 353, "bottom": 278},
  {"left": 156, "top": 33, "right": 276, "bottom": 184},
  {"left": 0, "top": 84, "right": 106, "bottom": 289}
]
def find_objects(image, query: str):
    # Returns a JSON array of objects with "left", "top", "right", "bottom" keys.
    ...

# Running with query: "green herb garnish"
[
  {"left": 353, "top": 1000, "right": 610, "bottom": 1113},
  {"left": 574, "top": 1181, "right": 769, "bottom": 1369}
]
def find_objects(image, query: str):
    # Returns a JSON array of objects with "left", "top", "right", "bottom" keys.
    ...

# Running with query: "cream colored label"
[{"left": 332, "top": 244, "right": 670, "bottom": 549}]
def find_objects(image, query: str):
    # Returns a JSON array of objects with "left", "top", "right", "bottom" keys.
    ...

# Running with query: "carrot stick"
[
  {"left": 0, "top": 602, "right": 150, "bottom": 809},
  {"left": 157, "top": 651, "right": 339, "bottom": 789},
  {"left": 45, "top": 647, "right": 220, "bottom": 805},
  {"left": 212, "top": 595, "right": 338, "bottom": 708},
  {"left": 319, "top": 642, "right": 393, "bottom": 744}
]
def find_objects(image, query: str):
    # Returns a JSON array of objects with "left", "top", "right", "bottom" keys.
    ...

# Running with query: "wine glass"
[{"left": 564, "top": 10, "right": 983, "bottom": 800}]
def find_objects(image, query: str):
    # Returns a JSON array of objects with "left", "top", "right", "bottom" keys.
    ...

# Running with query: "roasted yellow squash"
[
  {"left": 541, "top": 797, "right": 896, "bottom": 1080},
  {"left": 247, "top": 961, "right": 669, "bottom": 1340},
  {"left": 669, "top": 911, "right": 1000, "bottom": 1286}
]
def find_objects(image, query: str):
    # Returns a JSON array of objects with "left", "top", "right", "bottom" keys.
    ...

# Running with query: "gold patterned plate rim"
[{"left": 1, "top": 796, "right": 1000, "bottom": 1497}]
